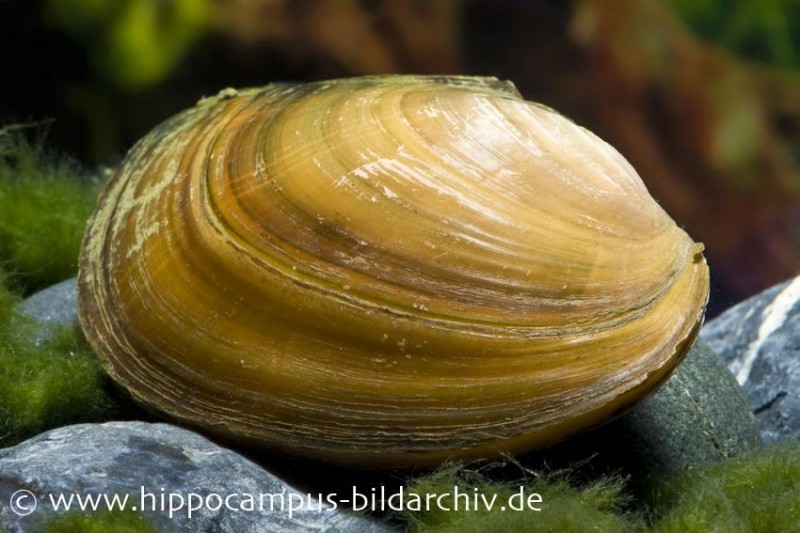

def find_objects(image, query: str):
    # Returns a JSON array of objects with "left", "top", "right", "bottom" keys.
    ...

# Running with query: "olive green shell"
[{"left": 78, "top": 76, "right": 709, "bottom": 467}]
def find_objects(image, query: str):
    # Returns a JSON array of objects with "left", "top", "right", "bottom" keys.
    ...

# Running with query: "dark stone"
[
  {"left": 701, "top": 276, "right": 800, "bottom": 442},
  {"left": 615, "top": 339, "right": 760, "bottom": 476},
  {"left": 0, "top": 422, "right": 392, "bottom": 533},
  {"left": 516, "top": 339, "right": 761, "bottom": 496}
]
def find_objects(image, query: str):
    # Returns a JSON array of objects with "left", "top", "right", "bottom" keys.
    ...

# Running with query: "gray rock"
[
  {"left": 0, "top": 421, "right": 392, "bottom": 533},
  {"left": 701, "top": 276, "right": 800, "bottom": 442},
  {"left": 18, "top": 277, "right": 78, "bottom": 345},
  {"left": 20, "top": 278, "right": 78, "bottom": 327}
]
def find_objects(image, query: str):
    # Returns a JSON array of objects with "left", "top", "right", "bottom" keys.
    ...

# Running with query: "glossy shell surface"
[{"left": 78, "top": 76, "right": 710, "bottom": 467}]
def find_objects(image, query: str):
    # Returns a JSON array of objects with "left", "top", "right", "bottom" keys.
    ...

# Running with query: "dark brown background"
[{"left": 2, "top": 0, "right": 799, "bottom": 317}]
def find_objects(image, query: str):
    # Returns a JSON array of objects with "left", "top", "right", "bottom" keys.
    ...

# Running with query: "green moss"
[
  {"left": 652, "top": 442, "right": 800, "bottom": 532},
  {"left": 0, "top": 279, "right": 140, "bottom": 448},
  {"left": 0, "top": 317, "right": 132, "bottom": 447},
  {"left": 402, "top": 443, "right": 800, "bottom": 532},
  {"left": 0, "top": 127, "right": 103, "bottom": 294},
  {"left": 38, "top": 510, "right": 156, "bottom": 533},
  {"left": 0, "top": 127, "right": 144, "bottom": 448},
  {"left": 0, "top": 270, "right": 18, "bottom": 330},
  {"left": 401, "top": 465, "right": 644, "bottom": 532},
  {"left": 1, "top": 325, "right": 106, "bottom": 446}
]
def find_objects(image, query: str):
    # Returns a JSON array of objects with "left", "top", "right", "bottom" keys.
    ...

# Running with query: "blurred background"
[{"left": 1, "top": 0, "right": 799, "bottom": 317}]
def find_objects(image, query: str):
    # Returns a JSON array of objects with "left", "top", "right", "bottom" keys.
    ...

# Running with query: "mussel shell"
[{"left": 78, "top": 76, "right": 709, "bottom": 467}]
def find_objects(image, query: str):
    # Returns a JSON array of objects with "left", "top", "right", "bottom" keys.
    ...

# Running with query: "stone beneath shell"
[{"left": 78, "top": 76, "right": 710, "bottom": 467}]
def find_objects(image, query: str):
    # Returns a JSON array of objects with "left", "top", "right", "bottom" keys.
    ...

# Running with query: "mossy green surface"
[
  {"left": 0, "top": 308, "right": 129, "bottom": 448},
  {"left": 402, "top": 443, "right": 800, "bottom": 532},
  {"left": 0, "top": 126, "right": 103, "bottom": 295},
  {"left": 651, "top": 443, "right": 800, "bottom": 532},
  {"left": 0, "top": 128, "right": 137, "bottom": 449},
  {"left": 402, "top": 465, "right": 642, "bottom": 532},
  {"left": 37, "top": 510, "right": 156, "bottom": 533},
  {"left": 0, "top": 270, "right": 17, "bottom": 329}
]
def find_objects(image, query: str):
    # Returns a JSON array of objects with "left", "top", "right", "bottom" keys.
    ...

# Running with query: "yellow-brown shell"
[{"left": 77, "top": 76, "right": 709, "bottom": 467}]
